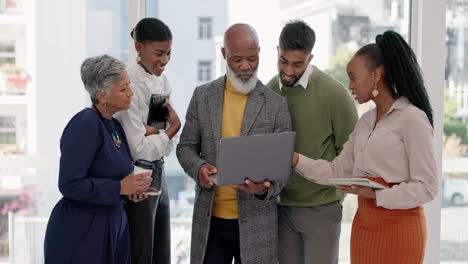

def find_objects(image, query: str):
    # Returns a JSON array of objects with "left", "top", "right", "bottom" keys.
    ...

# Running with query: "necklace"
[{"left": 92, "top": 105, "right": 122, "bottom": 148}]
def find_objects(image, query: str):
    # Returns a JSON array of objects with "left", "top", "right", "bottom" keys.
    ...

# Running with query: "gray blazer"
[{"left": 176, "top": 76, "right": 292, "bottom": 264}]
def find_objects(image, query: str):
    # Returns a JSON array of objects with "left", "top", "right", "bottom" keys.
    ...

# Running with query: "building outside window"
[
  {"left": 0, "top": 116, "right": 16, "bottom": 145},
  {"left": 0, "top": 0, "right": 130, "bottom": 262},
  {"left": 441, "top": 0, "right": 468, "bottom": 263},
  {"left": 198, "top": 60, "right": 212, "bottom": 82},
  {"left": 0, "top": 41, "right": 15, "bottom": 65},
  {"left": 0, "top": 0, "right": 24, "bottom": 14},
  {"left": 198, "top": 17, "right": 212, "bottom": 39}
]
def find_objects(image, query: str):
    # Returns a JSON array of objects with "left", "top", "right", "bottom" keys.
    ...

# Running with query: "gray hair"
[{"left": 80, "top": 55, "right": 127, "bottom": 104}]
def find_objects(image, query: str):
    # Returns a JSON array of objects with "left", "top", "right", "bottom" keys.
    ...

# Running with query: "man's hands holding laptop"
[
  {"left": 198, "top": 163, "right": 270, "bottom": 195},
  {"left": 198, "top": 163, "right": 217, "bottom": 188},
  {"left": 233, "top": 179, "right": 270, "bottom": 195}
]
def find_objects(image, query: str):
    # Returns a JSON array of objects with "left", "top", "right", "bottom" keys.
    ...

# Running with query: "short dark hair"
[
  {"left": 131, "top": 17, "right": 172, "bottom": 43},
  {"left": 279, "top": 20, "right": 316, "bottom": 54}
]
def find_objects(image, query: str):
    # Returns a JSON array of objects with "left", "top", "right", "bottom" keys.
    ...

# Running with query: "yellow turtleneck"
[{"left": 212, "top": 77, "right": 248, "bottom": 219}]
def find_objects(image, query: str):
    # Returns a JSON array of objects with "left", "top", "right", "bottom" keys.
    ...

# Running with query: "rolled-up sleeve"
[{"left": 117, "top": 96, "right": 173, "bottom": 161}]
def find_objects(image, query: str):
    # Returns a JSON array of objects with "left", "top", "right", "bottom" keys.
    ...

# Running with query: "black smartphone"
[{"left": 147, "top": 94, "right": 169, "bottom": 130}]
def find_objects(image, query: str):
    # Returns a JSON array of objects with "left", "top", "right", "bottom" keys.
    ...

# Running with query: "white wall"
[
  {"left": 35, "top": 0, "right": 87, "bottom": 158},
  {"left": 34, "top": 0, "right": 88, "bottom": 215}
]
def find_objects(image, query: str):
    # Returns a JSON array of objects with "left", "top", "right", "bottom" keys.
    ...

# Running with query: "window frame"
[
  {"left": 197, "top": 60, "right": 212, "bottom": 82},
  {"left": 198, "top": 17, "right": 213, "bottom": 39},
  {"left": 410, "top": 0, "right": 445, "bottom": 263}
]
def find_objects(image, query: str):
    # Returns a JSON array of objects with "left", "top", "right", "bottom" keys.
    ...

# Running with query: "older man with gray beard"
[{"left": 176, "top": 24, "right": 292, "bottom": 264}]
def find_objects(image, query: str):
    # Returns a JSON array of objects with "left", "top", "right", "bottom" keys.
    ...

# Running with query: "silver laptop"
[{"left": 212, "top": 132, "right": 296, "bottom": 186}]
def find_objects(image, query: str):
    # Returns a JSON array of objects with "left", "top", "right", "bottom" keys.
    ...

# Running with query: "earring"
[
  {"left": 103, "top": 102, "right": 108, "bottom": 113},
  {"left": 372, "top": 83, "right": 379, "bottom": 98},
  {"left": 136, "top": 54, "right": 141, "bottom": 63},
  {"left": 392, "top": 83, "right": 399, "bottom": 97}
]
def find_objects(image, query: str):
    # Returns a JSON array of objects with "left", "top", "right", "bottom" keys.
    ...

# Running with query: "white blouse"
[
  {"left": 115, "top": 63, "right": 177, "bottom": 161},
  {"left": 295, "top": 97, "right": 439, "bottom": 209}
]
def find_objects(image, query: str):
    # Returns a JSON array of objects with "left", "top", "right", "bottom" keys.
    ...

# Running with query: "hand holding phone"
[{"left": 147, "top": 94, "right": 169, "bottom": 130}]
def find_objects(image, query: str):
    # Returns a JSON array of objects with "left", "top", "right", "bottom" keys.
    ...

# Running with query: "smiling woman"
[
  {"left": 114, "top": 17, "right": 182, "bottom": 264},
  {"left": 132, "top": 19, "right": 173, "bottom": 77}
]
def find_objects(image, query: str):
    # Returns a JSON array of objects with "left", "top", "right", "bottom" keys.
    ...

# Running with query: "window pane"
[
  {"left": 198, "top": 60, "right": 212, "bottom": 82},
  {"left": 199, "top": 17, "right": 213, "bottom": 39},
  {"left": 0, "top": 168, "right": 44, "bottom": 261},
  {"left": 442, "top": 0, "right": 468, "bottom": 263},
  {"left": 0, "top": 0, "right": 129, "bottom": 261},
  {"left": 86, "top": 0, "right": 129, "bottom": 62},
  {"left": 0, "top": 13, "right": 29, "bottom": 155},
  {"left": 0, "top": 116, "right": 15, "bottom": 128},
  {"left": 0, "top": 0, "right": 24, "bottom": 15},
  {"left": 0, "top": 41, "right": 15, "bottom": 53},
  {"left": 0, "top": 106, "right": 26, "bottom": 154}
]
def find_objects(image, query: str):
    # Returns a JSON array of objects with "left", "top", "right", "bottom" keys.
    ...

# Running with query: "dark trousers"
[
  {"left": 126, "top": 161, "right": 171, "bottom": 264},
  {"left": 203, "top": 217, "right": 241, "bottom": 264}
]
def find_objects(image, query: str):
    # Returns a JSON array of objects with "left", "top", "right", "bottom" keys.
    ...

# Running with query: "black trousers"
[
  {"left": 204, "top": 217, "right": 241, "bottom": 264},
  {"left": 125, "top": 161, "right": 171, "bottom": 264}
]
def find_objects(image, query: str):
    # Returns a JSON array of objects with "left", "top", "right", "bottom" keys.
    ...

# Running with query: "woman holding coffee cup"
[
  {"left": 115, "top": 18, "right": 181, "bottom": 263},
  {"left": 44, "top": 55, "right": 155, "bottom": 263}
]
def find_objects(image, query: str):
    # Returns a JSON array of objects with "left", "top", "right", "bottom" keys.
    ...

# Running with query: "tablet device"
[
  {"left": 212, "top": 132, "right": 296, "bottom": 186},
  {"left": 328, "top": 177, "right": 388, "bottom": 189}
]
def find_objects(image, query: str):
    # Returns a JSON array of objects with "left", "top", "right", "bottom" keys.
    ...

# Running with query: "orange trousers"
[{"left": 350, "top": 177, "right": 427, "bottom": 264}]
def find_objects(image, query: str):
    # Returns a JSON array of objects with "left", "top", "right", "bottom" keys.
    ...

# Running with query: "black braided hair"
[{"left": 355, "top": 30, "right": 433, "bottom": 127}]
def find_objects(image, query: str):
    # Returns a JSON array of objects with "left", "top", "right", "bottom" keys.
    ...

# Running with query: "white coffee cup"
[
  {"left": 133, "top": 159, "right": 161, "bottom": 196},
  {"left": 133, "top": 159, "right": 154, "bottom": 178}
]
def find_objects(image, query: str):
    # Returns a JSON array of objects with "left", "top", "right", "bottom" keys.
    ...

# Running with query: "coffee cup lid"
[{"left": 133, "top": 159, "right": 154, "bottom": 170}]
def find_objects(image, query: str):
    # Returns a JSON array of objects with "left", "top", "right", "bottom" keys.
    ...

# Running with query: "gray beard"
[{"left": 226, "top": 65, "right": 258, "bottom": 94}]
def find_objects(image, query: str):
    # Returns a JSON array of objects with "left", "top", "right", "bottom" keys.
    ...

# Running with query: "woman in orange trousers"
[{"left": 292, "top": 30, "right": 438, "bottom": 264}]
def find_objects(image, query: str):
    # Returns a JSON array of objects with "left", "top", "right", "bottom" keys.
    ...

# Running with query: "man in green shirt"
[{"left": 267, "top": 21, "right": 358, "bottom": 264}]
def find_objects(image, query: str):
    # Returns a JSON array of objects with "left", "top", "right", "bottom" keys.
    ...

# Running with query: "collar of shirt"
[
  {"left": 129, "top": 63, "right": 167, "bottom": 101},
  {"left": 279, "top": 64, "right": 314, "bottom": 91},
  {"left": 363, "top": 96, "right": 410, "bottom": 126},
  {"left": 131, "top": 63, "right": 161, "bottom": 83}
]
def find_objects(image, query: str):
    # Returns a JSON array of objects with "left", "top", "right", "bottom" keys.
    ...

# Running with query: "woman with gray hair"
[{"left": 44, "top": 55, "right": 155, "bottom": 263}]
